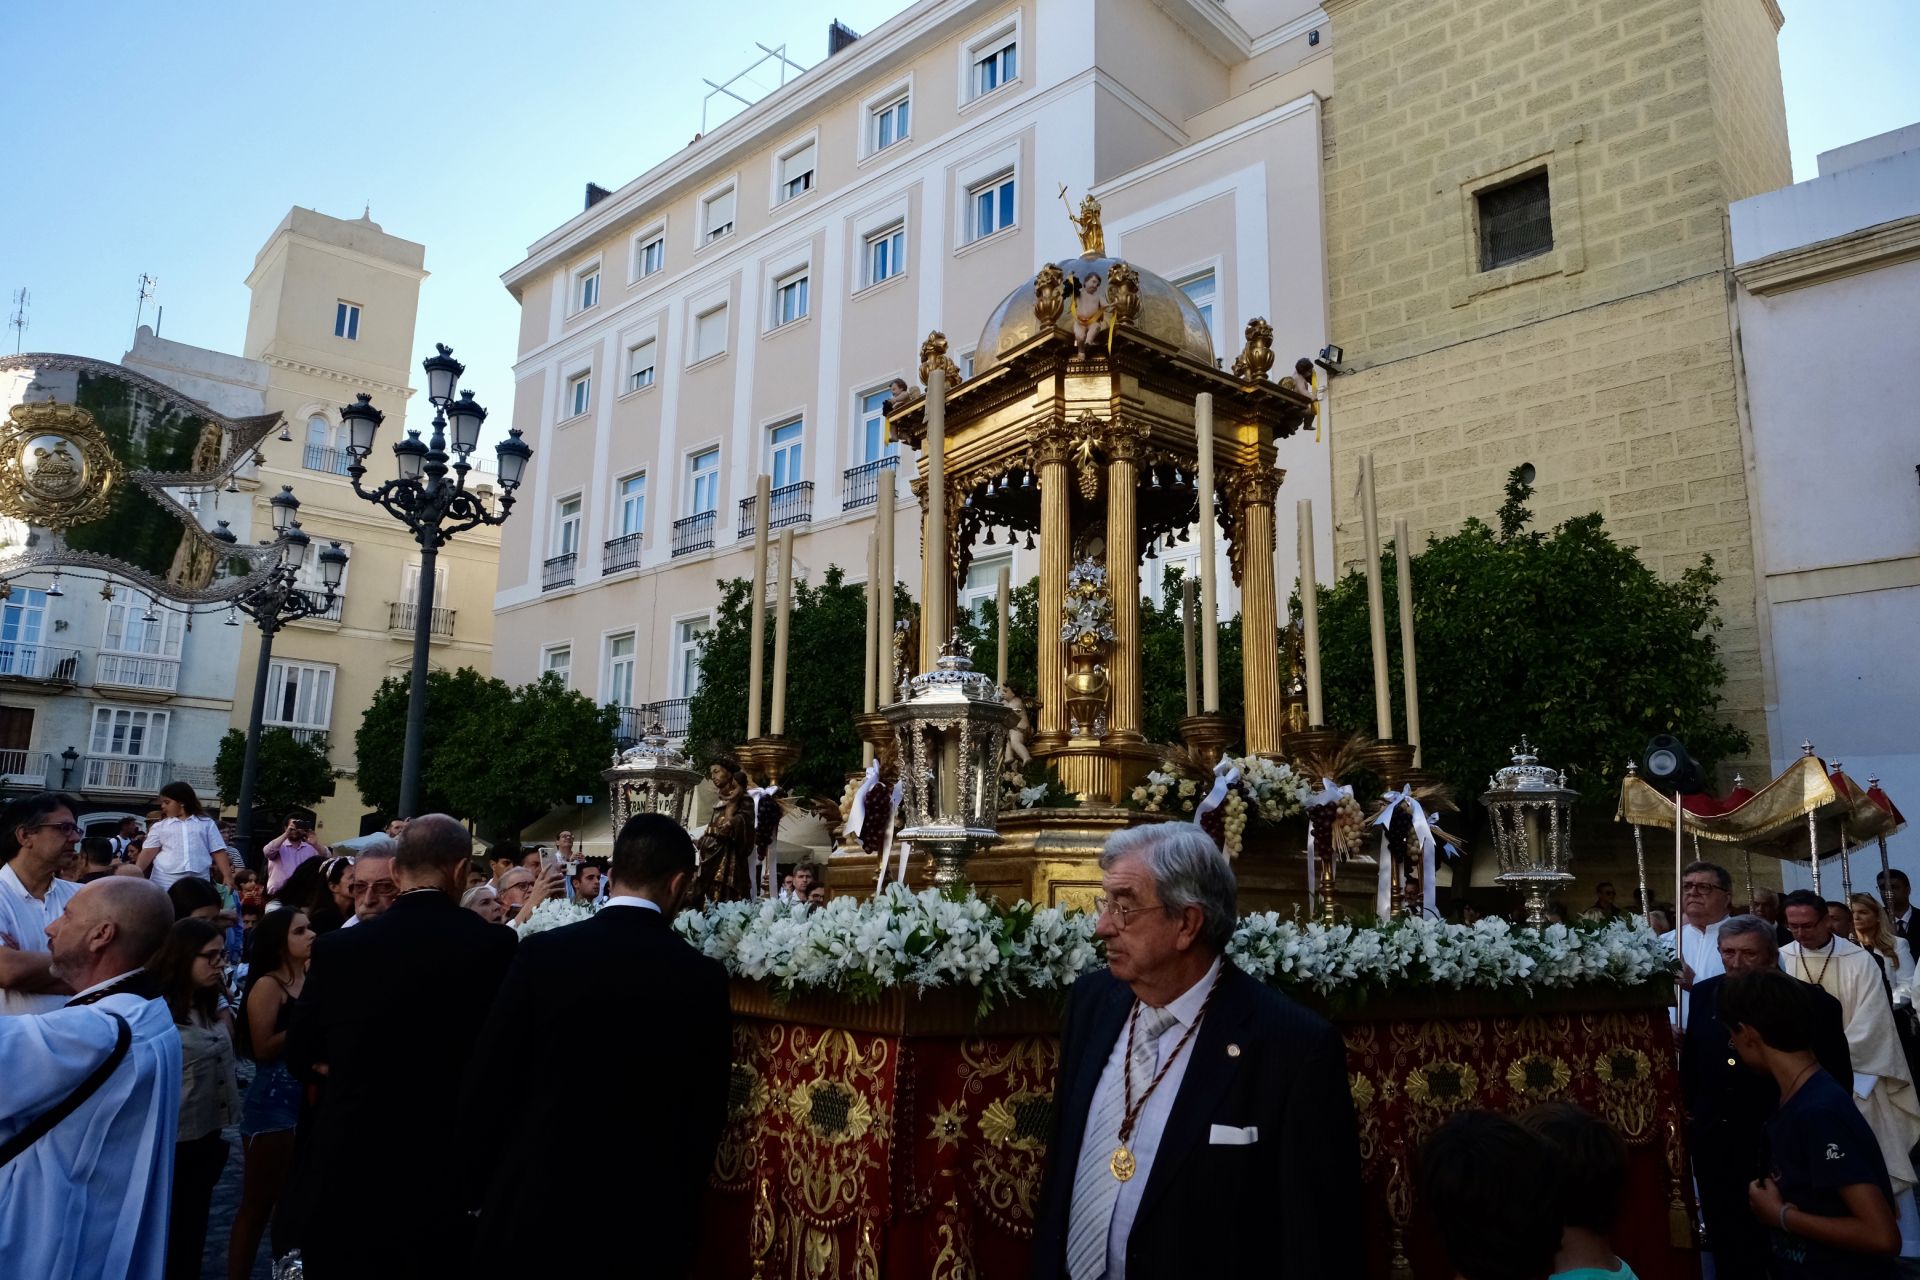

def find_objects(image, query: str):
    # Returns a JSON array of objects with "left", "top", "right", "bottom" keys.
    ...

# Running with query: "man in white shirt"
[
  {"left": 1031, "top": 824, "right": 1360, "bottom": 1278},
  {"left": 1669, "top": 859, "right": 1733, "bottom": 1028},
  {"left": 0, "top": 876, "right": 180, "bottom": 1280},
  {"left": 0, "top": 792, "right": 86, "bottom": 1015}
]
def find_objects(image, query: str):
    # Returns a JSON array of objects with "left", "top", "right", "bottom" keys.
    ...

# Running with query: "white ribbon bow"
[
  {"left": 875, "top": 781, "right": 907, "bottom": 892},
  {"left": 747, "top": 785, "right": 780, "bottom": 900},
  {"left": 1370, "top": 787, "right": 1437, "bottom": 918},
  {"left": 1194, "top": 760, "right": 1242, "bottom": 830},
  {"left": 843, "top": 761, "right": 881, "bottom": 843}
]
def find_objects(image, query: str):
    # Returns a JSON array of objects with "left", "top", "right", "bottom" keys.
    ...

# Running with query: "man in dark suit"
[
  {"left": 1032, "top": 824, "right": 1361, "bottom": 1279},
  {"left": 1682, "top": 912, "right": 1852, "bottom": 1278},
  {"left": 284, "top": 814, "right": 517, "bottom": 1279},
  {"left": 462, "top": 812, "right": 730, "bottom": 1279},
  {"left": 1879, "top": 869, "right": 1914, "bottom": 943}
]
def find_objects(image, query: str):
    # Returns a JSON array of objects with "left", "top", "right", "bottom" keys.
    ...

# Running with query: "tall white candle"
[
  {"left": 876, "top": 456, "right": 897, "bottom": 701},
  {"left": 770, "top": 528, "right": 794, "bottom": 737},
  {"left": 1394, "top": 517, "right": 1422, "bottom": 766},
  {"left": 862, "top": 532, "right": 878, "bottom": 765},
  {"left": 1181, "top": 577, "right": 1198, "bottom": 718},
  {"left": 1196, "top": 393, "right": 1220, "bottom": 713},
  {"left": 746, "top": 472, "right": 771, "bottom": 741},
  {"left": 995, "top": 564, "right": 1011, "bottom": 687},
  {"left": 925, "top": 368, "right": 949, "bottom": 662},
  {"left": 1297, "top": 499, "right": 1324, "bottom": 727},
  {"left": 1359, "top": 454, "right": 1392, "bottom": 739}
]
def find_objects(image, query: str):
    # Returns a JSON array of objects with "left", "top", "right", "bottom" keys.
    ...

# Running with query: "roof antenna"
[
  {"left": 134, "top": 273, "right": 157, "bottom": 336},
  {"left": 7, "top": 289, "right": 25, "bottom": 355}
]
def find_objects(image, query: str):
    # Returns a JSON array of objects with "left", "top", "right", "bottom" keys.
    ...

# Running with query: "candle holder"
[
  {"left": 736, "top": 736, "right": 802, "bottom": 788},
  {"left": 1281, "top": 725, "right": 1349, "bottom": 773},
  {"left": 1359, "top": 739, "right": 1416, "bottom": 788},
  {"left": 603, "top": 722, "right": 702, "bottom": 829},
  {"left": 854, "top": 711, "right": 898, "bottom": 771},
  {"left": 1177, "top": 713, "right": 1240, "bottom": 772}
]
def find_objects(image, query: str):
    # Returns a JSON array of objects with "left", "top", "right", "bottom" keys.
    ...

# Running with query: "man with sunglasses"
[{"left": 0, "top": 793, "right": 86, "bottom": 1015}]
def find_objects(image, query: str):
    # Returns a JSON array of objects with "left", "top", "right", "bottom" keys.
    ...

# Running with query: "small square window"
[
  {"left": 576, "top": 268, "right": 600, "bottom": 311},
  {"left": 773, "top": 271, "right": 810, "bottom": 327},
  {"left": 694, "top": 304, "right": 728, "bottom": 363},
  {"left": 1477, "top": 171, "right": 1553, "bottom": 271},
  {"left": 627, "top": 340, "right": 656, "bottom": 392},
  {"left": 969, "top": 173, "right": 1016, "bottom": 242},
  {"left": 702, "top": 187, "right": 737, "bottom": 244},
  {"left": 973, "top": 41, "right": 1016, "bottom": 98},
  {"left": 334, "top": 301, "right": 361, "bottom": 341},
  {"left": 865, "top": 224, "right": 906, "bottom": 286},
  {"left": 1175, "top": 270, "right": 1216, "bottom": 341},
  {"left": 567, "top": 372, "right": 592, "bottom": 419},
  {"left": 872, "top": 95, "right": 909, "bottom": 152},
  {"left": 636, "top": 235, "right": 665, "bottom": 278},
  {"left": 778, "top": 142, "right": 816, "bottom": 204}
]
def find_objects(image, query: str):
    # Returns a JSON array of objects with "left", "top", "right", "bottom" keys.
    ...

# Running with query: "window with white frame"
[
  {"left": 688, "top": 449, "right": 720, "bottom": 515},
  {"left": 865, "top": 223, "right": 906, "bottom": 287},
  {"left": 960, "top": 350, "right": 976, "bottom": 379},
  {"left": 305, "top": 414, "right": 332, "bottom": 451},
  {"left": 970, "top": 36, "right": 1017, "bottom": 99},
  {"left": 101, "top": 603, "right": 183, "bottom": 659},
  {"left": 1175, "top": 270, "right": 1216, "bottom": 341},
  {"left": 776, "top": 139, "right": 816, "bottom": 203},
  {"left": 542, "top": 645, "right": 572, "bottom": 688},
  {"left": 768, "top": 420, "right": 804, "bottom": 490},
  {"left": 89, "top": 706, "right": 168, "bottom": 759},
  {"left": 857, "top": 388, "right": 899, "bottom": 464},
  {"left": 566, "top": 370, "right": 592, "bottom": 419},
  {"left": 634, "top": 230, "right": 665, "bottom": 280},
  {"left": 772, "top": 269, "right": 810, "bottom": 327},
  {"left": 555, "top": 496, "right": 582, "bottom": 557},
  {"left": 871, "top": 93, "right": 910, "bottom": 152},
  {"left": 960, "top": 555, "right": 1010, "bottom": 623},
  {"left": 693, "top": 304, "right": 728, "bottom": 363},
  {"left": 575, "top": 265, "right": 601, "bottom": 312},
  {"left": 295, "top": 537, "right": 352, "bottom": 598},
  {"left": 674, "top": 617, "right": 711, "bottom": 699},
  {"left": 334, "top": 301, "right": 361, "bottom": 340},
  {"left": 398, "top": 559, "right": 445, "bottom": 607},
  {"left": 605, "top": 632, "right": 636, "bottom": 708},
  {"left": 700, "top": 186, "right": 736, "bottom": 244},
  {"left": 616, "top": 473, "right": 646, "bottom": 536},
  {"left": 265, "top": 660, "right": 335, "bottom": 731},
  {"left": 626, "top": 339, "right": 656, "bottom": 392},
  {"left": 968, "top": 172, "right": 1016, "bottom": 242}
]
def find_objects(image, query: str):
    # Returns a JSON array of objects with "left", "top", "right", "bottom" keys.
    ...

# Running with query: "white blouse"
[{"left": 147, "top": 815, "right": 227, "bottom": 891}]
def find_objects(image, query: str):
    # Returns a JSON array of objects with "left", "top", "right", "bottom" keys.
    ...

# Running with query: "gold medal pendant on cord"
[{"left": 1109, "top": 973, "right": 1219, "bottom": 1182}]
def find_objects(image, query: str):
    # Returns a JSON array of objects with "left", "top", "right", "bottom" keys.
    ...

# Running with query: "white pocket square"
[{"left": 1208, "top": 1124, "right": 1258, "bottom": 1146}]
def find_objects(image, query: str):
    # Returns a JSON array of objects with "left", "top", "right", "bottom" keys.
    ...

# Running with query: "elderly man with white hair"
[
  {"left": 1031, "top": 824, "right": 1362, "bottom": 1279},
  {"left": 0, "top": 876, "right": 181, "bottom": 1280}
]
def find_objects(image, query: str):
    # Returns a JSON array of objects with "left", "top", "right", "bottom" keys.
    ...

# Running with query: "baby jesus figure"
[{"left": 1068, "top": 270, "right": 1106, "bottom": 357}]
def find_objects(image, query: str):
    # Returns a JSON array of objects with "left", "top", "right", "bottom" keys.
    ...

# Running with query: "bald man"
[{"left": 0, "top": 878, "right": 181, "bottom": 1280}]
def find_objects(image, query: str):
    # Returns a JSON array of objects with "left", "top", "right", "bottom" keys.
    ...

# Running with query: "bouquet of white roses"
[{"left": 513, "top": 896, "right": 596, "bottom": 938}]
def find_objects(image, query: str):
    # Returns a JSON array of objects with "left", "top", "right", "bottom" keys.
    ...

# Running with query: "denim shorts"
[{"left": 239, "top": 1059, "right": 301, "bottom": 1135}]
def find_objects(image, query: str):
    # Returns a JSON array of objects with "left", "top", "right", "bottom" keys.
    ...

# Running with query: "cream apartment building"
[
  {"left": 127, "top": 207, "right": 501, "bottom": 840},
  {"left": 495, "top": 0, "right": 1342, "bottom": 732}
]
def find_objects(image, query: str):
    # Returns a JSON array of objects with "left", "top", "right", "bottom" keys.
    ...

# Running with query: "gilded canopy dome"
[{"left": 972, "top": 254, "right": 1218, "bottom": 375}]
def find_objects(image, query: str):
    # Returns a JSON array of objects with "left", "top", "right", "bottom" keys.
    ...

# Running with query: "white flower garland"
[
  {"left": 674, "top": 888, "right": 1674, "bottom": 1010},
  {"left": 513, "top": 896, "right": 596, "bottom": 937}
]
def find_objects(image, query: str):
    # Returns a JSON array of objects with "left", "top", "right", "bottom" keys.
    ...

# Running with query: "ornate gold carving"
[
  {"left": 931, "top": 1198, "right": 976, "bottom": 1280},
  {"left": 1105, "top": 416, "right": 1148, "bottom": 464},
  {"left": 959, "top": 1037, "right": 1058, "bottom": 1239},
  {"left": 1105, "top": 262, "right": 1141, "bottom": 328},
  {"left": 854, "top": 1218, "right": 880, "bottom": 1280},
  {"left": 1033, "top": 263, "right": 1065, "bottom": 327},
  {"left": 929, "top": 1098, "right": 968, "bottom": 1153},
  {"left": 1227, "top": 464, "right": 1284, "bottom": 509},
  {"left": 1059, "top": 187, "right": 1105, "bottom": 256},
  {"left": 1504, "top": 1053, "right": 1573, "bottom": 1099},
  {"left": 779, "top": 1028, "right": 891, "bottom": 1229},
  {"left": 1031, "top": 417, "right": 1073, "bottom": 468},
  {"left": 1403, "top": 1060, "right": 1480, "bottom": 1111},
  {"left": 1590, "top": 1044, "right": 1656, "bottom": 1140},
  {"left": 1231, "top": 317, "right": 1276, "bottom": 382},
  {"left": 919, "top": 331, "right": 963, "bottom": 389},
  {"left": 0, "top": 400, "right": 119, "bottom": 530}
]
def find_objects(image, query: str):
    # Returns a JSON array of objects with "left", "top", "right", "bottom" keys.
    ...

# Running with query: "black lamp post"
[
  {"left": 59, "top": 746, "right": 77, "bottom": 789},
  {"left": 340, "top": 344, "right": 531, "bottom": 818},
  {"left": 215, "top": 499, "right": 348, "bottom": 870}
]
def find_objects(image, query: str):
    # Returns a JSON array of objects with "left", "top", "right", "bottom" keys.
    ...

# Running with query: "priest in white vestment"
[
  {"left": 1781, "top": 889, "right": 1920, "bottom": 1258},
  {"left": 0, "top": 878, "right": 180, "bottom": 1280}
]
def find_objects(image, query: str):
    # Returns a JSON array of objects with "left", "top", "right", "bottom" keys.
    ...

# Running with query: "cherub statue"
[
  {"left": 1059, "top": 187, "right": 1106, "bottom": 256},
  {"left": 1033, "top": 262, "right": 1066, "bottom": 327},
  {"left": 918, "top": 331, "right": 963, "bottom": 389},
  {"left": 1231, "top": 317, "right": 1276, "bottom": 382},
  {"left": 1001, "top": 685, "right": 1033, "bottom": 766},
  {"left": 1067, "top": 270, "right": 1107, "bottom": 358}
]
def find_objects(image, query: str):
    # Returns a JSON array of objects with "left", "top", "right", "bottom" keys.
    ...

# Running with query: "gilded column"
[
  {"left": 1104, "top": 418, "right": 1146, "bottom": 743},
  {"left": 1033, "top": 420, "right": 1073, "bottom": 752},
  {"left": 1234, "top": 464, "right": 1286, "bottom": 756}
]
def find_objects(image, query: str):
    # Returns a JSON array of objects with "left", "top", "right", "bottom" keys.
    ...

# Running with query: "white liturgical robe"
[
  {"left": 1783, "top": 936, "right": 1920, "bottom": 1192},
  {"left": 0, "top": 989, "right": 181, "bottom": 1280}
]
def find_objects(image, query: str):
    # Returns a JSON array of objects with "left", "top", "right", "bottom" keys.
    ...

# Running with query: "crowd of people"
[{"left": 4, "top": 779, "right": 1919, "bottom": 1279}]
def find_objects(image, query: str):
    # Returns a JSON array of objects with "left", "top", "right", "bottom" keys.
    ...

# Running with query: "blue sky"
[{"left": 5, "top": 0, "right": 1916, "bottom": 444}]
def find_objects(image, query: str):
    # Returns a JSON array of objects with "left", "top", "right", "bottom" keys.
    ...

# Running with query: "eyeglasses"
[
  {"left": 28, "top": 821, "right": 83, "bottom": 837},
  {"left": 1091, "top": 895, "right": 1167, "bottom": 930},
  {"left": 1681, "top": 880, "right": 1727, "bottom": 895},
  {"left": 351, "top": 880, "right": 397, "bottom": 898},
  {"left": 196, "top": 949, "right": 228, "bottom": 966}
]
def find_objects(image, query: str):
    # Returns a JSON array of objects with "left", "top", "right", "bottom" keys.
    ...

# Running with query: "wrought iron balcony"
[
  {"left": 303, "top": 443, "right": 354, "bottom": 477},
  {"left": 672, "top": 511, "right": 717, "bottom": 558},
  {"left": 81, "top": 755, "right": 168, "bottom": 794},
  {"left": 542, "top": 553, "right": 577, "bottom": 591},
  {"left": 842, "top": 455, "right": 900, "bottom": 510},
  {"left": 603, "top": 531, "right": 644, "bottom": 574},
  {"left": 94, "top": 652, "right": 181, "bottom": 697},
  {"left": 388, "top": 602, "right": 455, "bottom": 641},
  {"left": 738, "top": 482, "right": 814, "bottom": 537},
  {"left": 0, "top": 750, "right": 51, "bottom": 789},
  {"left": 0, "top": 644, "right": 81, "bottom": 684},
  {"left": 613, "top": 698, "right": 693, "bottom": 746},
  {"left": 265, "top": 725, "right": 329, "bottom": 747},
  {"left": 291, "top": 594, "right": 346, "bottom": 627}
]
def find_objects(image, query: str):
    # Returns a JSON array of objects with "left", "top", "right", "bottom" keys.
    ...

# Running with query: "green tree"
[
  {"left": 215, "top": 728, "right": 335, "bottom": 824},
  {"left": 1311, "top": 469, "right": 1751, "bottom": 815},
  {"left": 354, "top": 668, "right": 618, "bottom": 840}
]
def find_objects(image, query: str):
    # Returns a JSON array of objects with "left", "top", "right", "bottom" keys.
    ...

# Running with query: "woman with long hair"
[
  {"left": 227, "top": 907, "right": 313, "bottom": 1280},
  {"left": 274, "top": 854, "right": 347, "bottom": 934},
  {"left": 137, "top": 780, "right": 236, "bottom": 891},
  {"left": 1851, "top": 892, "right": 1914, "bottom": 998},
  {"left": 151, "top": 917, "right": 242, "bottom": 1280}
]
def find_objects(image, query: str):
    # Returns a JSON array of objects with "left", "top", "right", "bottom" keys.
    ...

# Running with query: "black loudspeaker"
[{"left": 1642, "top": 734, "right": 1705, "bottom": 794}]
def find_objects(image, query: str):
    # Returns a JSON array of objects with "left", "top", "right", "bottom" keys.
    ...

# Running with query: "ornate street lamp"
[
  {"left": 604, "top": 722, "right": 703, "bottom": 829},
  {"left": 342, "top": 343, "right": 532, "bottom": 818},
  {"left": 882, "top": 635, "right": 1018, "bottom": 887},
  {"left": 1480, "top": 737, "right": 1578, "bottom": 928},
  {"left": 215, "top": 502, "right": 348, "bottom": 869}
]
